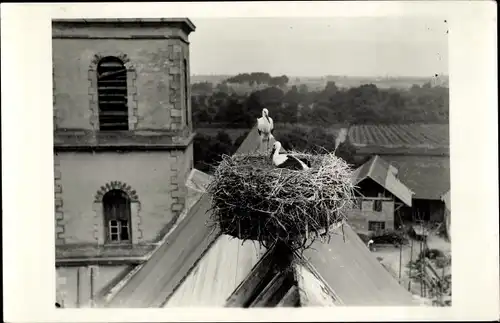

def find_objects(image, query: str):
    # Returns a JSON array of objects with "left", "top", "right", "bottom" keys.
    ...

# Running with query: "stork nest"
[{"left": 206, "top": 151, "right": 356, "bottom": 251}]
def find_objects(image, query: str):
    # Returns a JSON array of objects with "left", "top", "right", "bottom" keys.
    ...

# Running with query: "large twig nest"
[{"left": 206, "top": 151, "right": 356, "bottom": 251}]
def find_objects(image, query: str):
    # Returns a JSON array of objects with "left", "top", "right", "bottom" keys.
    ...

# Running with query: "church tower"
[{"left": 52, "top": 18, "right": 196, "bottom": 307}]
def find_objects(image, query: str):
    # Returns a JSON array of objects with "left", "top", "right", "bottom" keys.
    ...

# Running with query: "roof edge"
[{"left": 52, "top": 18, "right": 196, "bottom": 32}]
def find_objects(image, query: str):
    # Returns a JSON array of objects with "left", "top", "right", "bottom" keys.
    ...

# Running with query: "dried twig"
[{"left": 206, "top": 151, "right": 356, "bottom": 252}]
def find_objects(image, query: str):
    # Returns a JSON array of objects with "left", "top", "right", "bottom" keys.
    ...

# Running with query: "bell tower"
[{"left": 52, "top": 18, "right": 196, "bottom": 307}]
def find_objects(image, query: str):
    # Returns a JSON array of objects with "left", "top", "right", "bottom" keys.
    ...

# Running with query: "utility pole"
[
  {"left": 398, "top": 226, "right": 403, "bottom": 282},
  {"left": 408, "top": 237, "right": 413, "bottom": 292},
  {"left": 419, "top": 238, "right": 423, "bottom": 297}
]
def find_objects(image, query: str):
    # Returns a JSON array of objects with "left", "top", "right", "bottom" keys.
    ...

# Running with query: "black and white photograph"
[
  {"left": 2, "top": 2, "right": 498, "bottom": 321},
  {"left": 52, "top": 16, "right": 452, "bottom": 308}
]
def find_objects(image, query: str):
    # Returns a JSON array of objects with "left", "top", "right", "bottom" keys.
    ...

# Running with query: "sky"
[{"left": 188, "top": 17, "right": 449, "bottom": 78}]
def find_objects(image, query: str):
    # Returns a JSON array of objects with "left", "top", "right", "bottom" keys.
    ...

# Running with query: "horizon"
[
  {"left": 191, "top": 73, "right": 449, "bottom": 79},
  {"left": 189, "top": 17, "right": 448, "bottom": 78}
]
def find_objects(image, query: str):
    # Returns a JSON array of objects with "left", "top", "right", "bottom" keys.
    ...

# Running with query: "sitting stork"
[
  {"left": 270, "top": 141, "right": 310, "bottom": 171},
  {"left": 257, "top": 108, "right": 274, "bottom": 151}
]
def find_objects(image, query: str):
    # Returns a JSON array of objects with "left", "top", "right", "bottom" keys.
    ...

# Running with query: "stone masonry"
[
  {"left": 169, "top": 43, "right": 183, "bottom": 131},
  {"left": 54, "top": 152, "right": 65, "bottom": 245},
  {"left": 53, "top": 19, "right": 195, "bottom": 260}
]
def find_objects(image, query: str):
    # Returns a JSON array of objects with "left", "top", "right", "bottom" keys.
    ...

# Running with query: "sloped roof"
[
  {"left": 300, "top": 224, "right": 418, "bottom": 306},
  {"left": 352, "top": 155, "right": 413, "bottom": 207},
  {"left": 380, "top": 155, "right": 450, "bottom": 200},
  {"left": 105, "top": 126, "right": 262, "bottom": 307},
  {"left": 164, "top": 235, "right": 266, "bottom": 307},
  {"left": 106, "top": 125, "right": 417, "bottom": 308},
  {"left": 294, "top": 264, "right": 338, "bottom": 306}
]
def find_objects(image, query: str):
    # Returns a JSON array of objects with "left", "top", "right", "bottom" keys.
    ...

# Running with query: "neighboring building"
[
  {"left": 347, "top": 123, "right": 450, "bottom": 226},
  {"left": 101, "top": 126, "right": 418, "bottom": 308},
  {"left": 380, "top": 155, "right": 450, "bottom": 224},
  {"left": 53, "top": 18, "right": 196, "bottom": 307},
  {"left": 441, "top": 190, "right": 451, "bottom": 241},
  {"left": 349, "top": 155, "right": 413, "bottom": 234}
]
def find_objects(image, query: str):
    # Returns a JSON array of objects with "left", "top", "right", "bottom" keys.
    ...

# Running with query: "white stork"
[
  {"left": 270, "top": 141, "right": 311, "bottom": 171},
  {"left": 257, "top": 108, "right": 274, "bottom": 151}
]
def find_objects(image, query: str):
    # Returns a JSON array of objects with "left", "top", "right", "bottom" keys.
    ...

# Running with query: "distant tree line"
[
  {"left": 193, "top": 126, "right": 360, "bottom": 174},
  {"left": 223, "top": 72, "right": 289, "bottom": 87},
  {"left": 191, "top": 81, "right": 449, "bottom": 127}
]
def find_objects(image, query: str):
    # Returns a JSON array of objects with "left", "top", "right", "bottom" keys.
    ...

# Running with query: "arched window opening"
[
  {"left": 103, "top": 189, "right": 131, "bottom": 243},
  {"left": 97, "top": 57, "right": 128, "bottom": 131},
  {"left": 183, "top": 58, "right": 189, "bottom": 127}
]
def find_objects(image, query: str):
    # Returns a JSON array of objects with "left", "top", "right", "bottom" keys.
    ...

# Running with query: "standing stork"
[
  {"left": 270, "top": 141, "right": 310, "bottom": 171},
  {"left": 257, "top": 108, "right": 274, "bottom": 152}
]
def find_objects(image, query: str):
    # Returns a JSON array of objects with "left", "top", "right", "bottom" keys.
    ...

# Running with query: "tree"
[
  {"left": 298, "top": 84, "right": 309, "bottom": 94},
  {"left": 215, "top": 82, "right": 230, "bottom": 93},
  {"left": 193, "top": 131, "right": 236, "bottom": 174},
  {"left": 233, "top": 132, "right": 249, "bottom": 150},
  {"left": 192, "top": 82, "right": 213, "bottom": 94}
]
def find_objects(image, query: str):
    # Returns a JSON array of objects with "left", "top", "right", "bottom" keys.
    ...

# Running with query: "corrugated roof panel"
[
  {"left": 301, "top": 224, "right": 418, "bottom": 306},
  {"left": 164, "top": 235, "right": 266, "bottom": 307}
]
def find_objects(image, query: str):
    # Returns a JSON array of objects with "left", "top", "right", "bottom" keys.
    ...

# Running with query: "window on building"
[
  {"left": 373, "top": 200, "right": 383, "bottom": 212},
  {"left": 368, "top": 221, "right": 386, "bottom": 232},
  {"left": 103, "top": 189, "right": 131, "bottom": 243},
  {"left": 183, "top": 59, "right": 189, "bottom": 127},
  {"left": 97, "top": 57, "right": 128, "bottom": 131}
]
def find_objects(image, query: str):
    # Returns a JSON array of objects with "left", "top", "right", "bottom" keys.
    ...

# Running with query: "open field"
[
  {"left": 348, "top": 124, "right": 449, "bottom": 156},
  {"left": 348, "top": 124, "right": 449, "bottom": 147}
]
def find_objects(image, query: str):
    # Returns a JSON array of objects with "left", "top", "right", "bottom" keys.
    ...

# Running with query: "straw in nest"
[{"left": 206, "top": 151, "right": 356, "bottom": 251}]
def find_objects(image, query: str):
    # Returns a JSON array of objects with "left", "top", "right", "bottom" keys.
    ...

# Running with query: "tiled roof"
[
  {"left": 380, "top": 155, "right": 450, "bottom": 200},
  {"left": 105, "top": 125, "right": 263, "bottom": 307},
  {"left": 301, "top": 224, "right": 418, "bottom": 306},
  {"left": 352, "top": 155, "right": 413, "bottom": 207}
]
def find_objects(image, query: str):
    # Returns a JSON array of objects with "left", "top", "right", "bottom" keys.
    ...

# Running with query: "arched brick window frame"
[
  {"left": 92, "top": 181, "right": 143, "bottom": 245},
  {"left": 88, "top": 53, "right": 139, "bottom": 131}
]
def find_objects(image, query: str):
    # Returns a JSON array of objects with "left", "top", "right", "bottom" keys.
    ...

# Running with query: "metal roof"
[
  {"left": 352, "top": 155, "right": 414, "bottom": 207},
  {"left": 300, "top": 224, "right": 418, "bottom": 306}
]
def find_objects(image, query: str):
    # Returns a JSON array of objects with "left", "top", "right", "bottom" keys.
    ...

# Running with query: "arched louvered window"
[
  {"left": 103, "top": 189, "right": 131, "bottom": 243},
  {"left": 97, "top": 57, "right": 128, "bottom": 131}
]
